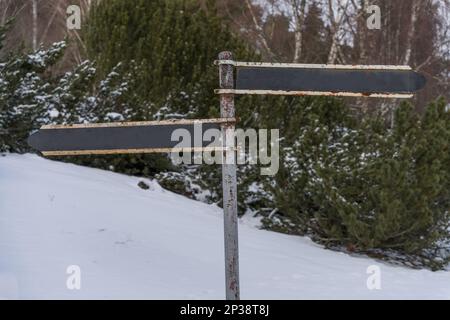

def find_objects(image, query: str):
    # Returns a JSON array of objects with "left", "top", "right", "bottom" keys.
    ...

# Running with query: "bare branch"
[{"left": 244, "top": 0, "right": 276, "bottom": 59}]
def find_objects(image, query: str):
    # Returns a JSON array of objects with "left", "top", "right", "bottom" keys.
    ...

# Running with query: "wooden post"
[{"left": 218, "top": 51, "right": 240, "bottom": 300}]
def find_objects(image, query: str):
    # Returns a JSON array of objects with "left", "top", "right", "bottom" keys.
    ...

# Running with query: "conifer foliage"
[
  {"left": 266, "top": 99, "right": 450, "bottom": 269},
  {"left": 0, "top": 38, "right": 65, "bottom": 152},
  {"left": 85, "top": 0, "right": 253, "bottom": 119}
]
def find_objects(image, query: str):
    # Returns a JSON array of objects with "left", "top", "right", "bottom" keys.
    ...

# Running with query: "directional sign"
[
  {"left": 27, "top": 54, "right": 428, "bottom": 301},
  {"left": 28, "top": 118, "right": 234, "bottom": 156},
  {"left": 215, "top": 62, "right": 427, "bottom": 99}
]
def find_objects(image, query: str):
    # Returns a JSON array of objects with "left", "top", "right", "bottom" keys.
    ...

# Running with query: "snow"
[
  {"left": 1, "top": 154, "right": 450, "bottom": 300},
  {"left": 105, "top": 112, "right": 125, "bottom": 121},
  {"left": 48, "top": 109, "right": 60, "bottom": 119}
]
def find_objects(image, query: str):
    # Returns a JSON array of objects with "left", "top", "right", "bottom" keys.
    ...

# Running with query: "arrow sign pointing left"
[{"left": 28, "top": 118, "right": 234, "bottom": 156}]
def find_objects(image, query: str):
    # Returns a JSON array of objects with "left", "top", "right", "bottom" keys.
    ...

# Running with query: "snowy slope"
[{"left": 0, "top": 154, "right": 449, "bottom": 300}]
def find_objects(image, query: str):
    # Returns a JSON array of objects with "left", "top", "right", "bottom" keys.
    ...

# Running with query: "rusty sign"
[
  {"left": 215, "top": 61, "right": 427, "bottom": 99},
  {"left": 28, "top": 118, "right": 235, "bottom": 156},
  {"left": 27, "top": 53, "right": 428, "bottom": 302}
]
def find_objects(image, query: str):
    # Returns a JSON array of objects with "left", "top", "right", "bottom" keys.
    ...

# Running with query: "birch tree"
[
  {"left": 291, "top": 0, "right": 307, "bottom": 62},
  {"left": 402, "top": 0, "right": 420, "bottom": 65},
  {"left": 32, "top": 0, "right": 38, "bottom": 51},
  {"left": 326, "top": 0, "right": 351, "bottom": 64}
]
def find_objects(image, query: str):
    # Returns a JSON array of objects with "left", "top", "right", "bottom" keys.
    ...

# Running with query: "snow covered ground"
[{"left": 1, "top": 154, "right": 449, "bottom": 300}]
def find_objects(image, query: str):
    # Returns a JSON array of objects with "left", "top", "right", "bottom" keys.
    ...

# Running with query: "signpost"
[
  {"left": 28, "top": 51, "right": 426, "bottom": 300},
  {"left": 218, "top": 52, "right": 240, "bottom": 301}
]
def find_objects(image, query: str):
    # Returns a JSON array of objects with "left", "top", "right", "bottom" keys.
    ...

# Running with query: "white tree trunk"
[
  {"left": 293, "top": 27, "right": 303, "bottom": 63},
  {"left": 292, "top": 0, "right": 307, "bottom": 63},
  {"left": 358, "top": 0, "right": 369, "bottom": 63},
  {"left": 403, "top": 0, "right": 420, "bottom": 65},
  {"left": 326, "top": 0, "right": 349, "bottom": 64},
  {"left": 32, "top": 0, "right": 38, "bottom": 51},
  {"left": 327, "top": 33, "right": 339, "bottom": 64}
]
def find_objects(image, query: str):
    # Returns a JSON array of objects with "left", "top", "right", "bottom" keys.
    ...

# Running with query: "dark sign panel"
[
  {"left": 227, "top": 63, "right": 426, "bottom": 98},
  {"left": 28, "top": 119, "right": 232, "bottom": 156}
]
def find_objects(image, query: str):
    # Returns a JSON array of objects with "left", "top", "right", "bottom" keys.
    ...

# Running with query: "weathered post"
[{"left": 218, "top": 51, "right": 240, "bottom": 300}]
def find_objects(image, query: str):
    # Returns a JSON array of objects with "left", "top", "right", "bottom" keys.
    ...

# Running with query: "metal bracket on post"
[{"left": 218, "top": 51, "right": 240, "bottom": 300}]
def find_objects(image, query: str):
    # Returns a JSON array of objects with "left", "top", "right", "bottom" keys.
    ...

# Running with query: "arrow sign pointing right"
[{"left": 215, "top": 62, "right": 427, "bottom": 98}]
